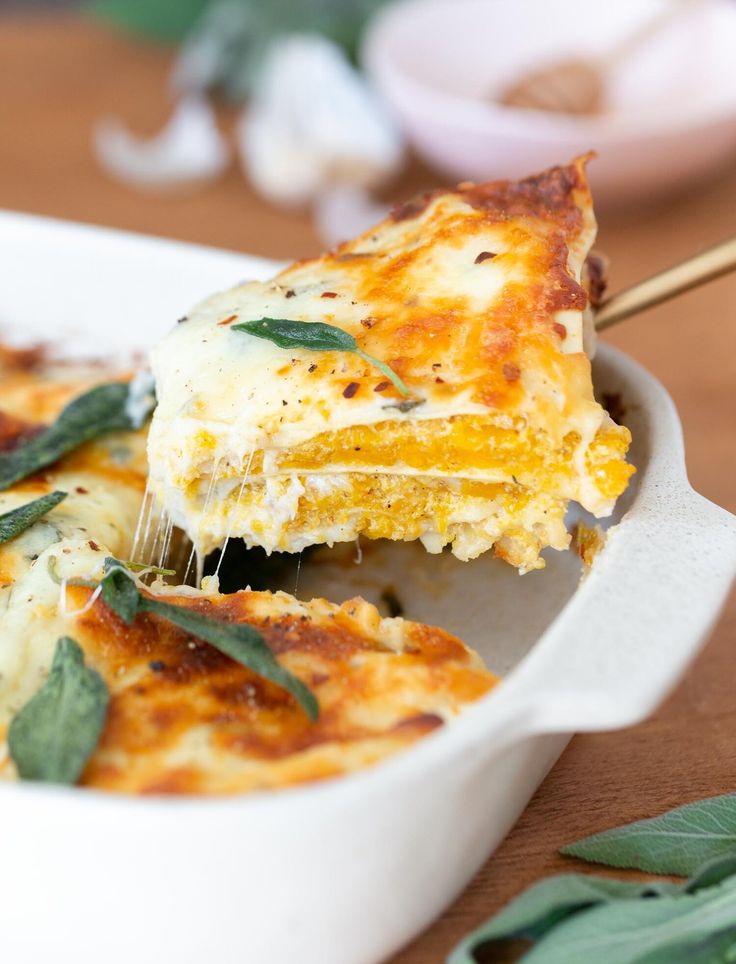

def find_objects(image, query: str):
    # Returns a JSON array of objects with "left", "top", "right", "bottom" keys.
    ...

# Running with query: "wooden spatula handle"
[{"left": 594, "top": 236, "right": 736, "bottom": 331}]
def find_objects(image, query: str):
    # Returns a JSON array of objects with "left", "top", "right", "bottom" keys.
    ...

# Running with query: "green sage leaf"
[
  {"left": 101, "top": 563, "right": 142, "bottom": 624},
  {"left": 447, "top": 874, "right": 679, "bottom": 963},
  {"left": 233, "top": 317, "right": 412, "bottom": 397},
  {"left": 561, "top": 794, "right": 736, "bottom": 876},
  {"left": 8, "top": 636, "right": 109, "bottom": 785},
  {"left": 100, "top": 562, "right": 319, "bottom": 721},
  {"left": 0, "top": 382, "right": 152, "bottom": 491},
  {"left": 125, "top": 562, "right": 176, "bottom": 576},
  {"left": 234, "top": 317, "right": 358, "bottom": 352},
  {"left": 636, "top": 925, "right": 736, "bottom": 963},
  {"left": 520, "top": 873, "right": 736, "bottom": 964},
  {"left": 685, "top": 852, "right": 736, "bottom": 894},
  {"left": 0, "top": 490, "right": 67, "bottom": 544}
]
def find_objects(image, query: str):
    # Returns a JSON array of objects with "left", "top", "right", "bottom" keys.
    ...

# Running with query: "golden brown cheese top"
[
  {"left": 149, "top": 156, "right": 601, "bottom": 464},
  {"left": 76, "top": 586, "right": 496, "bottom": 794},
  {"left": 0, "top": 546, "right": 496, "bottom": 795}
]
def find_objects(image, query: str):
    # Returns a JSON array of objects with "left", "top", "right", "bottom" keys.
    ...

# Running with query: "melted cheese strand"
[
  {"left": 130, "top": 478, "right": 153, "bottom": 562},
  {"left": 213, "top": 447, "right": 255, "bottom": 584},
  {"left": 58, "top": 581, "right": 103, "bottom": 620},
  {"left": 194, "top": 458, "right": 222, "bottom": 586},
  {"left": 158, "top": 514, "right": 175, "bottom": 572}
]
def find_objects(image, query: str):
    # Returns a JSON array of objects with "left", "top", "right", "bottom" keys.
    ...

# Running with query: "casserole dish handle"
[{"left": 501, "top": 487, "right": 736, "bottom": 737}]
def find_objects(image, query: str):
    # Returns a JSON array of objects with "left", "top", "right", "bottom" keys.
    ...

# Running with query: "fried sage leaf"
[
  {"left": 101, "top": 561, "right": 319, "bottom": 721},
  {"left": 561, "top": 794, "right": 736, "bottom": 876},
  {"left": 0, "top": 490, "right": 67, "bottom": 544},
  {"left": 0, "top": 382, "right": 153, "bottom": 491},
  {"left": 233, "top": 317, "right": 412, "bottom": 398},
  {"left": 8, "top": 636, "right": 109, "bottom": 784}
]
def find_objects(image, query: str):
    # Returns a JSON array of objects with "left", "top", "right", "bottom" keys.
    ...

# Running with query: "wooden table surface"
[{"left": 1, "top": 16, "right": 734, "bottom": 962}]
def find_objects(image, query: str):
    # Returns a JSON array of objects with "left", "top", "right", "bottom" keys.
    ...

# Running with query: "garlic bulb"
[
  {"left": 239, "top": 33, "right": 404, "bottom": 207},
  {"left": 94, "top": 96, "right": 230, "bottom": 191}
]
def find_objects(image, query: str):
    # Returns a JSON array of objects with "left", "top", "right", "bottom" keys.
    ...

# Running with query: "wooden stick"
[{"left": 594, "top": 236, "right": 736, "bottom": 331}]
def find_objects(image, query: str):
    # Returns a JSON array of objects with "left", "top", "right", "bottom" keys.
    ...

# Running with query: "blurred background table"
[{"left": 1, "top": 15, "right": 734, "bottom": 963}]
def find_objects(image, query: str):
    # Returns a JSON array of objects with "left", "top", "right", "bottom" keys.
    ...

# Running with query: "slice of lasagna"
[{"left": 148, "top": 156, "right": 634, "bottom": 571}]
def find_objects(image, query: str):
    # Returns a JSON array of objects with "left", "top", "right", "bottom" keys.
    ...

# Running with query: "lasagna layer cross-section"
[{"left": 148, "top": 156, "right": 634, "bottom": 571}]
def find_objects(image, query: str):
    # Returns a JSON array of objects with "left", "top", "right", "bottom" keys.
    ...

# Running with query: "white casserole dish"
[{"left": 0, "top": 211, "right": 734, "bottom": 964}]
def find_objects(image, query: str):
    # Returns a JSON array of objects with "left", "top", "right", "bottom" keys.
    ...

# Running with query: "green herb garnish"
[
  {"left": 100, "top": 560, "right": 319, "bottom": 721},
  {"left": 233, "top": 317, "right": 412, "bottom": 398},
  {"left": 0, "top": 490, "right": 67, "bottom": 544},
  {"left": 0, "top": 382, "right": 153, "bottom": 491},
  {"left": 8, "top": 636, "right": 109, "bottom": 785},
  {"left": 125, "top": 562, "right": 177, "bottom": 577},
  {"left": 561, "top": 792, "right": 736, "bottom": 876},
  {"left": 450, "top": 793, "right": 736, "bottom": 963},
  {"left": 449, "top": 875, "right": 679, "bottom": 961}
]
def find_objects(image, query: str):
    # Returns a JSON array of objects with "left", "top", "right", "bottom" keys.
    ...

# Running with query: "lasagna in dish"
[
  {"left": 0, "top": 543, "right": 496, "bottom": 794},
  {"left": 0, "top": 348, "right": 496, "bottom": 794},
  {"left": 148, "top": 156, "right": 634, "bottom": 572},
  {"left": 0, "top": 347, "right": 148, "bottom": 588}
]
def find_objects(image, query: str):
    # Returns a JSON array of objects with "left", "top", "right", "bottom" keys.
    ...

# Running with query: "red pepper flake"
[
  {"left": 217, "top": 314, "right": 238, "bottom": 326},
  {"left": 308, "top": 363, "right": 317, "bottom": 373},
  {"left": 360, "top": 317, "right": 376, "bottom": 328},
  {"left": 285, "top": 289, "right": 296, "bottom": 298},
  {"left": 474, "top": 251, "right": 496, "bottom": 264},
  {"left": 435, "top": 376, "right": 445, "bottom": 384},
  {"left": 552, "top": 322, "right": 568, "bottom": 339},
  {"left": 343, "top": 382, "right": 360, "bottom": 399},
  {"left": 392, "top": 712, "right": 443, "bottom": 732},
  {"left": 75, "top": 486, "right": 89, "bottom": 494},
  {"left": 88, "top": 540, "right": 101, "bottom": 551},
  {"left": 502, "top": 363, "right": 521, "bottom": 382},
  {"left": 321, "top": 291, "right": 338, "bottom": 299},
  {"left": 373, "top": 381, "right": 390, "bottom": 392}
]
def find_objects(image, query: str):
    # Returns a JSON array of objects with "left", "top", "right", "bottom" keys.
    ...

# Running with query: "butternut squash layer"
[
  {"left": 193, "top": 474, "right": 570, "bottom": 569},
  {"left": 189, "top": 415, "right": 633, "bottom": 504},
  {"left": 178, "top": 416, "right": 633, "bottom": 566}
]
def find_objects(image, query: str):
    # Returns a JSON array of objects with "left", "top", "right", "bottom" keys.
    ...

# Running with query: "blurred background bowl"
[{"left": 363, "top": 0, "right": 736, "bottom": 204}]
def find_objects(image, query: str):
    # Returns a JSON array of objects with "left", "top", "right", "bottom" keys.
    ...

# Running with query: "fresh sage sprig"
[
  {"left": 233, "top": 317, "right": 412, "bottom": 398},
  {"left": 0, "top": 381, "right": 154, "bottom": 491},
  {"left": 8, "top": 636, "right": 109, "bottom": 785},
  {"left": 561, "top": 792, "right": 736, "bottom": 876},
  {"left": 511, "top": 876, "right": 736, "bottom": 964},
  {"left": 450, "top": 793, "right": 736, "bottom": 963},
  {"left": 100, "top": 560, "right": 319, "bottom": 721},
  {"left": 0, "top": 490, "right": 67, "bottom": 544}
]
